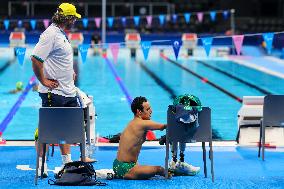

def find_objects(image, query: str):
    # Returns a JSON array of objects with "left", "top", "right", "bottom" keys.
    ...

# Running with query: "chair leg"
[
  {"left": 80, "top": 143, "right": 86, "bottom": 162},
  {"left": 34, "top": 142, "right": 41, "bottom": 185},
  {"left": 51, "top": 144, "right": 55, "bottom": 157},
  {"left": 165, "top": 129, "right": 170, "bottom": 179},
  {"left": 46, "top": 145, "right": 49, "bottom": 161},
  {"left": 258, "top": 122, "right": 262, "bottom": 158},
  {"left": 202, "top": 142, "right": 207, "bottom": 178},
  {"left": 262, "top": 123, "right": 265, "bottom": 161},
  {"left": 41, "top": 143, "right": 47, "bottom": 179},
  {"left": 209, "top": 141, "right": 214, "bottom": 182}
]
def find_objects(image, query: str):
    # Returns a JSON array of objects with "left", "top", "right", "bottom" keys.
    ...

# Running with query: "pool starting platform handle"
[
  {"left": 68, "top": 32, "right": 84, "bottom": 48},
  {"left": 9, "top": 32, "right": 26, "bottom": 47},
  {"left": 125, "top": 33, "right": 141, "bottom": 49}
]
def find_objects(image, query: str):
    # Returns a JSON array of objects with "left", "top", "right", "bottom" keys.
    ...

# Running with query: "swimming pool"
[{"left": 1, "top": 47, "right": 284, "bottom": 140}]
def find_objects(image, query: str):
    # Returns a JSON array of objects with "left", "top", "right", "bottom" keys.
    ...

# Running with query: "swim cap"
[
  {"left": 173, "top": 94, "right": 202, "bottom": 112},
  {"left": 16, "top": 81, "right": 23, "bottom": 91}
]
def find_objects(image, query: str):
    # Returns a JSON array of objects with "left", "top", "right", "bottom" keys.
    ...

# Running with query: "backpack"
[{"left": 48, "top": 161, "right": 106, "bottom": 186}]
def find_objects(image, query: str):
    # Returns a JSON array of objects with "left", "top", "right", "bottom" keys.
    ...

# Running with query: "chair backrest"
[
  {"left": 167, "top": 106, "right": 212, "bottom": 143},
  {"left": 38, "top": 107, "right": 85, "bottom": 144},
  {"left": 263, "top": 95, "right": 284, "bottom": 127}
]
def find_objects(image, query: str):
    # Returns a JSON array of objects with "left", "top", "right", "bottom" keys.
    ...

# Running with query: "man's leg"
[
  {"left": 65, "top": 95, "right": 96, "bottom": 163},
  {"left": 124, "top": 165, "right": 165, "bottom": 180},
  {"left": 59, "top": 144, "right": 72, "bottom": 164}
]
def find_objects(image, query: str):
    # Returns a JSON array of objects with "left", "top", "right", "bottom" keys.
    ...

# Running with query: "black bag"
[{"left": 48, "top": 161, "right": 106, "bottom": 186}]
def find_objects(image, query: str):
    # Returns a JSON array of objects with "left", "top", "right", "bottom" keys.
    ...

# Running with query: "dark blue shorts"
[{"left": 39, "top": 93, "right": 78, "bottom": 107}]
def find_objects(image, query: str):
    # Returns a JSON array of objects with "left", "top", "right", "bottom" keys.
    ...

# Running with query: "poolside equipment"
[
  {"left": 237, "top": 96, "right": 264, "bottom": 145},
  {"left": 169, "top": 95, "right": 202, "bottom": 176},
  {"left": 9, "top": 32, "right": 25, "bottom": 48},
  {"left": 258, "top": 95, "right": 284, "bottom": 161},
  {"left": 96, "top": 169, "right": 114, "bottom": 180},
  {"left": 43, "top": 88, "right": 97, "bottom": 160},
  {"left": 50, "top": 161, "right": 106, "bottom": 186},
  {"left": 237, "top": 96, "right": 284, "bottom": 148},
  {"left": 125, "top": 32, "right": 141, "bottom": 57},
  {"left": 173, "top": 94, "right": 202, "bottom": 112},
  {"left": 182, "top": 33, "right": 197, "bottom": 56},
  {"left": 9, "top": 32, "right": 26, "bottom": 57},
  {"left": 68, "top": 32, "right": 84, "bottom": 56},
  {"left": 76, "top": 88, "right": 96, "bottom": 159},
  {"left": 165, "top": 106, "right": 214, "bottom": 181},
  {"left": 35, "top": 107, "right": 86, "bottom": 184}
]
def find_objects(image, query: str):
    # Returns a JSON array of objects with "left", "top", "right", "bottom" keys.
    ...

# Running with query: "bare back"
[{"left": 117, "top": 118, "right": 147, "bottom": 162}]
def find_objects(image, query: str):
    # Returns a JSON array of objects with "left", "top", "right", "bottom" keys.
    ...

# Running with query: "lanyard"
[{"left": 54, "top": 24, "right": 70, "bottom": 43}]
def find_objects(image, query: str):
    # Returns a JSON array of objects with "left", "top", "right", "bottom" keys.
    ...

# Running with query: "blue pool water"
[
  {"left": 1, "top": 145, "right": 284, "bottom": 189},
  {"left": 1, "top": 48, "right": 284, "bottom": 140}
]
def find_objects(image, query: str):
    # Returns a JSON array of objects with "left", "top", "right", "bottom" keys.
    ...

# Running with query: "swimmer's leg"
[{"left": 124, "top": 165, "right": 166, "bottom": 180}]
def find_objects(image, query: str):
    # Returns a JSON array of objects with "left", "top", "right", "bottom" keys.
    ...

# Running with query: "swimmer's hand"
[{"left": 42, "top": 78, "right": 59, "bottom": 89}]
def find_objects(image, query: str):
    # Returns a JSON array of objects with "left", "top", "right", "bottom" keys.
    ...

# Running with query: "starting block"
[
  {"left": 182, "top": 33, "right": 197, "bottom": 56},
  {"left": 9, "top": 32, "right": 25, "bottom": 47},
  {"left": 125, "top": 33, "right": 141, "bottom": 57},
  {"left": 237, "top": 96, "right": 284, "bottom": 146},
  {"left": 68, "top": 32, "right": 84, "bottom": 56}
]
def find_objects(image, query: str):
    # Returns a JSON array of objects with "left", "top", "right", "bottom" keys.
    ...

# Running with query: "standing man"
[
  {"left": 31, "top": 3, "right": 81, "bottom": 177},
  {"left": 113, "top": 96, "right": 168, "bottom": 179}
]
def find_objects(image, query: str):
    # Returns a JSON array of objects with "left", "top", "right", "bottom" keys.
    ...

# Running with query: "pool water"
[{"left": 1, "top": 48, "right": 284, "bottom": 140}]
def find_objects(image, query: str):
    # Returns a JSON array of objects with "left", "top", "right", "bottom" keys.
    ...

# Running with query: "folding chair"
[
  {"left": 35, "top": 107, "right": 86, "bottom": 185},
  {"left": 258, "top": 95, "right": 284, "bottom": 161},
  {"left": 165, "top": 106, "right": 214, "bottom": 181}
]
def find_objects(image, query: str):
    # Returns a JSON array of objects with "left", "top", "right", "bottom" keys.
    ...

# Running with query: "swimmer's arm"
[
  {"left": 31, "top": 57, "right": 58, "bottom": 89},
  {"left": 143, "top": 120, "right": 166, "bottom": 131}
]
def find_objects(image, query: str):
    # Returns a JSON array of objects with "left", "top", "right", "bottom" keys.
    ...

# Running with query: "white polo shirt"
[{"left": 32, "top": 23, "right": 76, "bottom": 97}]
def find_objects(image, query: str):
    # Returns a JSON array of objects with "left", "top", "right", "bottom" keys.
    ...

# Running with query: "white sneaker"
[{"left": 175, "top": 161, "right": 200, "bottom": 176}]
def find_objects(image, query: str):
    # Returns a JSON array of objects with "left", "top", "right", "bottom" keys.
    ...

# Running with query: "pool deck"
[
  {"left": 228, "top": 55, "right": 284, "bottom": 79},
  {"left": 1, "top": 140, "right": 237, "bottom": 146},
  {"left": 1, "top": 141, "right": 284, "bottom": 189}
]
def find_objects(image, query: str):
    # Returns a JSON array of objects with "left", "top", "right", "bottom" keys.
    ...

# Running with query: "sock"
[{"left": 61, "top": 154, "right": 72, "bottom": 165}]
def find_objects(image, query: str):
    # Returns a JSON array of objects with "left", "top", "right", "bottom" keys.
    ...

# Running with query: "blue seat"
[
  {"left": 258, "top": 95, "right": 284, "bottom": 160},
  {"left": 35, "top": 107, "right": 86, "bottom": 185}
]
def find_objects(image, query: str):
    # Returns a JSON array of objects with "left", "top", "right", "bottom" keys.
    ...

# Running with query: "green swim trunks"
[{"left": 113, "top": 159, "right": 136, "bottom": 178}]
